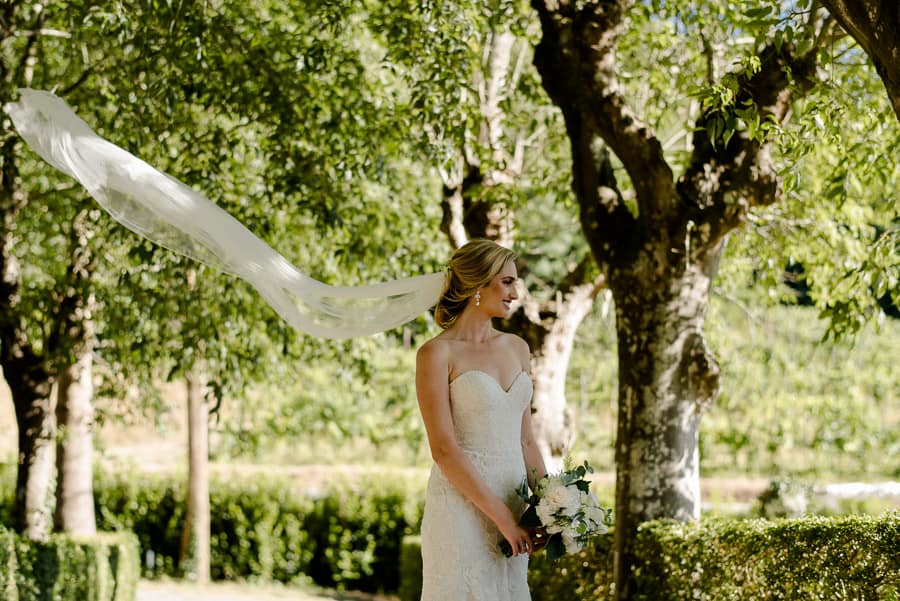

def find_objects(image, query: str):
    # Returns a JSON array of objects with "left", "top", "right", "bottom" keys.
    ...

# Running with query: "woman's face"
[{"left": 480, "top": 259, "right": 519, "bottom": 317}]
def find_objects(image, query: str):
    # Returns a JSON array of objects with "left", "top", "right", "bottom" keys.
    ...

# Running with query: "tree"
[
  {"left": 525, "top": 1, "right": 896, "bottom": 597},
  {"left": 820, "top": 0, "right": 900, "bottom": 121},
  {"left": 3, "top": 0, "right": 446, "bottom": 545},
  {"left": 1, "top": 1, "right": 99, "bottom": 540},
  {"left": 371, "top": 0, "right": 605, "bottom": 470}
]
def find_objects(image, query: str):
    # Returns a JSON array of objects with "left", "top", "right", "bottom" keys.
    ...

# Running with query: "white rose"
[
  {"left": 543, "top": 480, "right": 580, "bottom": 515},
  {"left": 535, "top": 498, "right": 556, "bottom": 529},
  {"left": 545, "top": 521, "right": 564, "bottom": 535},
  {"left": 584, "top": 505, "right": 607, "bottom": 532},
  {"left": 561, "top": 529, "right": 582, "bottom": 555}
]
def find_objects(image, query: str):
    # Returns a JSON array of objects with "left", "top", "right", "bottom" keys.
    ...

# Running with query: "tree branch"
[
  {"left": 531, "top": 0, "right": 675, "bottom": 233},
  {"left": 820, "top": 0, "right": 900, "bottom": 121},
  {"left": 677, "top": 40, "right": 820, "bottom": 241}
]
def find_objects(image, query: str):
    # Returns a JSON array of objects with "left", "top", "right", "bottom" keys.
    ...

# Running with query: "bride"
[
  {"left": 417, "top": 239, "right": 547, "bottom": 600},
  {"left": 6, "top": 90, "right": 547, "bottom": 598}
]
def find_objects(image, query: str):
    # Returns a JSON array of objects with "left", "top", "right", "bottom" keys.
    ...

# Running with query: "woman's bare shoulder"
[
  {"left": 417, "top": 334, "right": 451, "bottom": 365},
  {"left": 498, "top": 332, "right": 531, "bottom": 366}
]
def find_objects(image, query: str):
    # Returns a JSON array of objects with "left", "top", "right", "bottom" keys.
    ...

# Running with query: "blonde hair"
[{"left": 434, "top": 239, "right": 517, "bottom": 329}]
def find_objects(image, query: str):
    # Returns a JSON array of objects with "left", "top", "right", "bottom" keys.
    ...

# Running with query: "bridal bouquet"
[{"left": 501, "top": 461, "right": 610, "bottom": 561}]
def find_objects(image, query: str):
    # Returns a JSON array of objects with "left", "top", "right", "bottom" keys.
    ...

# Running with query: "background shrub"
[
  {"left": 635, "top": 513, "right": 900, "bottom": 601},
  {"left": 1, "top": 525, "right": 16, "bottom": 601},
  {"left": 404, "top": 514, "right": 900, "bottom": 600},
  {"left": 398, "top": 535, "right": 422, "bottom": 601},
  {"left": 0, "top": 526, "right": 138, "bottom": 601},
  {"left": 91, "top": 470, "right": 424, "bottom": 593}
]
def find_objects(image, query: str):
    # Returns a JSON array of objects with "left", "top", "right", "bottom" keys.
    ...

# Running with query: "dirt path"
[{"left": 137, "top": 580, "right": 398, "bottom": 601}]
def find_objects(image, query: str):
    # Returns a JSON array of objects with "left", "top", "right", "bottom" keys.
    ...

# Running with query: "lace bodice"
[
  {"left": 448, "top": 370, "right": 531, "bottom": 456},
  {"left": 419, "top": 369, "right": 533, "bottom": 601}
]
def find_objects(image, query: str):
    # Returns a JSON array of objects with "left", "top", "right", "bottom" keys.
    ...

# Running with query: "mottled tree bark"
[
  {"left": 11, "top": 382, "right": 56, "bottom": 541},
  {"left": 608, "top": 243, "right": 723, "bottom": 593},
  {"left": 54, "top": 349, "right": 97, "bottom": 536}
]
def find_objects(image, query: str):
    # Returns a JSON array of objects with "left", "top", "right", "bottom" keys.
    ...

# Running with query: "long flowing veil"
[{"left": 4, "top": 88, "right": 445, "bottom": 339}]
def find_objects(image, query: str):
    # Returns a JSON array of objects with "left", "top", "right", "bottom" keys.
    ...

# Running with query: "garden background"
[{"left": 1, "top": 1, "right": 897, "bottom": 600}]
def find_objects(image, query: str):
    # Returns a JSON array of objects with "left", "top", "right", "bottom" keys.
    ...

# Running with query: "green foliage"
[
  {"left": 634, "top": 514, "right": 900, "bottom": 601},
  {"left": 401, "top": 514, "right": 900, "bottom": 600},
  {"left": 704, "top": 299, "right": 900, "bottom": 479},
  {"left": 0, "top": 464, "right": 14, "bottom": 527},
  {"left": 0, "top": 526, "right": 139, "bottom": 601},
  {"left": 90, "top": 470, "right": 424, "bottom": 592},
  {"left": 398, "top": 535, "right": 423, "bottom": 601},
  {"left": 617, "top": 2, "right": 898, "bottom": 335},
  {"left": 713, "top": 42, "right": 900, "bottom": 336},
  {"left": 211, "top": 343, "right": 427, "bottom": 463},
  {"left": 5, "top": 0, "right": 448, "bottom": 429},
  {"left": 0, "top": 526, "right": 15, "bottom": 601},
  {"left": 569, "top": 296, "right": 900, "bottom": 480}
]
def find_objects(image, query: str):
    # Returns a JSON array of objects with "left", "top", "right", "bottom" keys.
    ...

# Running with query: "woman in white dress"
[
  {"left": 6, "top": 90, "right": 547, "bottom": 599},
  {"left": 416, "top": 239, "right": 548, "bottom": 601}
]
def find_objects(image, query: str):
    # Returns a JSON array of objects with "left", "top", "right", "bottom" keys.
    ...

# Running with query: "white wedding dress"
[{"left": 420, "top": 370, "right": 533, "bottom": 601}]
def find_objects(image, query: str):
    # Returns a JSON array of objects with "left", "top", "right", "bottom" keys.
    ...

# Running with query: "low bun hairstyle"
[{"left": 434, "top": 239, "right": 517, "bottom": 330}]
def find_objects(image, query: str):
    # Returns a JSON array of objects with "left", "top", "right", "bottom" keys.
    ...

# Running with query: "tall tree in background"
[
  {"left": 1, "top": 1, "right": 98, "bottom": 540},
  {"left": 3, "top": 0, "right": 445, "bottom": 549}
]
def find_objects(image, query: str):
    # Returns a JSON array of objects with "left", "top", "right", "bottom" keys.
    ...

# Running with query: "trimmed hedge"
[
  {"left": 528, "top": 530, "right": 615, "bottom": 601},
  {"left": 400, "top": 513, "right": 900, "bottom": 601},
  {"left": 92, "top": 471, "right": 424, "bottom": 592},
  {"left": 634, "top": 513, "right": 900, "bottom": 601},
  {"left": 398, "top": 535, "right": 423, "bottom": 601},
  {"left": 0, "top": 526, "right": 139, "bottom": 601},
  {"left": 1, "top": 526, "right": 15, "bottom": 601}
]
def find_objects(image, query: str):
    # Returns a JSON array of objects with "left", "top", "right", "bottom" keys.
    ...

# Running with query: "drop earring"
[{"left": 475, "top": 291, "right": 481, "bottom": 307}]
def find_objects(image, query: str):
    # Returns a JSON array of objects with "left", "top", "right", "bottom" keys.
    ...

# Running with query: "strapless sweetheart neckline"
[{"left": 449, "top": 369, "right": 529, "bottom": 394}]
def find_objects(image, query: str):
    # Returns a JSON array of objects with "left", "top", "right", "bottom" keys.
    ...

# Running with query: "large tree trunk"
[
  {"left": 3, "top": 118, "right": 57, "bottom": 541},
  {"left": 529, "top": 2, "right": 824, "bottom": 598},
  {"left": 10, "top": 382, "right": 55, "bottom": 540},
  {"left": 54, "top": 349, "right": 97, "bottom": 536},
  {"left": 609, "top": 247, "right": 722, "bottom": 598},
  {"left": 179, "top": 371, "right": 210, "bottom": 583}
]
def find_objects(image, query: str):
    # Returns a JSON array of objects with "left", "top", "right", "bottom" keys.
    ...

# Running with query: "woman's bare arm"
[
  {"left": 520, "top": 407, "right": 548, "bottom": 490},
  {"left": 510, "top": 334, "right": 547, "bottom": 489}
]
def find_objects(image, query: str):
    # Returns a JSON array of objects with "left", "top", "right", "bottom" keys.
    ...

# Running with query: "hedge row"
[
  {"left": 632, "top": 514, "right": 900, "bottom": 601},
  {"left": 0, "top": 526, "right": 139, "bottom": 601},
  {"left": 399, "top": 513, "right": 899, "bottom": 601},
  {"left": 91, "top": 471, "right": 424, "bottom": 592}
]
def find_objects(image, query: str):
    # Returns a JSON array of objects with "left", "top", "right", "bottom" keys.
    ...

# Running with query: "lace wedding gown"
[{"left": 420, "top": 370, "right": 532, "bottom": 601}]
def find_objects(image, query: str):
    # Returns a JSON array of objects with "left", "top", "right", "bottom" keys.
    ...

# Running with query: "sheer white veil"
[{"left": 4, "top": 88, "right": 446, "bottom": 339}]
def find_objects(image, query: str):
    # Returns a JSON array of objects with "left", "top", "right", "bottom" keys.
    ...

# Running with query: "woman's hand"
[
  {"left": 529, "top": 526, "right": 549, "bottom": 552},
  {"left": 497, "top": 511, "right": 534, "bottom": 556}
]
